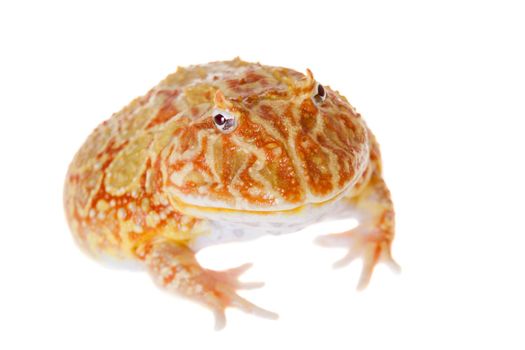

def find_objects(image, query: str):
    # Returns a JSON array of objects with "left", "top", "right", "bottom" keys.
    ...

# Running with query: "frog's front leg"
[
  {"left": 143, "top": 238, "right": 277, "bottom": 330},
  {"left": 316, "top": 149, "right": 399, "bottom": 290}
]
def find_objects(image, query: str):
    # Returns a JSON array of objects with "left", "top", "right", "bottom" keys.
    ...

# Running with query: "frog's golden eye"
[
  {"left": 312, "top": 83, "right": 326, "bottom": 104},
  {"left": 212, "top": 109, "right": 237, "bottom": 133}
]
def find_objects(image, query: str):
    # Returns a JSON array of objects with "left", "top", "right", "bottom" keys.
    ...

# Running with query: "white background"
[{"left": 1, "top": 1, "right": 524, "bottom": 349}]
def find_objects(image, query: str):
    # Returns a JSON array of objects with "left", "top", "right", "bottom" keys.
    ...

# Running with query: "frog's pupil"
[
  {"left": 214, "top": 114, "right": 226, "bottom": 126},
  {"left": 317, "top": 84, "right": 325, "bottom": 97}
]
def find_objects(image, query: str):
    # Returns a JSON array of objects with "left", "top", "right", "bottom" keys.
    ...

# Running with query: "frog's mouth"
[{"left": 166, "top": 185, "right": 349, "bottom": 219}]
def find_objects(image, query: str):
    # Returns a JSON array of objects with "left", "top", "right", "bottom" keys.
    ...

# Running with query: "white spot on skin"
[
  {"left": 146, "top": 212, "right": 161, "bottom": 227},
  {"left": 159, "top": 195, "right": 169, "bottom": 206},
  {"left": 96, "top": 199, "right": 109, "bottom": 212},
  {"left": 89, "top": 209, "right": 96, "bottom": 218},
  {"left": 117, "top": 208, "right": 127, "bottom": 220},
  {"left": 248, "top": 187, "right": 261, "bottom": 196},
  {"left": 141, "top": 198, "right": 150, "bottom": 211},
  {"left": 145, "top": 169, "right": 154, "bottom": 193},
  {"left": 169, "top": 163, "right": 193, "bottom": 186},
  {"left": 161, "top": 267, "right": 172, "bottom": 278},
  {"left": 175, "top": 267, "right": 190, "bottom": 281}
]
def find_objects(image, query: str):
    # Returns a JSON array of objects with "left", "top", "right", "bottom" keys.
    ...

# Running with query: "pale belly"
[{"left": 190, "top": 196, "right": 359, "bottom": 251}]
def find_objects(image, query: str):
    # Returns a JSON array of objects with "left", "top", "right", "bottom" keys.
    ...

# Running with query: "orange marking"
[
  {"left": 296, "top": 133, "right": 333, "bottom": 196},
  {"left": 147, "top": 89, "right": 180, "bottom": 128}
]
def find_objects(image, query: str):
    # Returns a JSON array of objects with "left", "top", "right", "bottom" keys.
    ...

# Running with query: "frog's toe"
[
  {"left": 211, "top": 290, "right": 278, "bottom": 330},
  {"left": 315, "top": 231, "right": 355, "bottom": 247},
  {"left": 227, "top": 289, "right": 279, "bottom": 319},
  {"left": 316, "top": 226, "right": 400, "bottom": 290},
  {"left": 213, "top": 309, "right": 227, "bottom": 331},
  {"left": 208, "top": 281, "right": 278, "bottom": 330},
  {"left": 208, "top": 263, "right": 265, "bottom": 290},
  {"left": 206, "top": 264, "right": 278, "bottom": 329}
]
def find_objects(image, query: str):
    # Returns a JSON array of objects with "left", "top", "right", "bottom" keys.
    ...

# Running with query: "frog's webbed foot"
[
  {"left": 316, "top": 224, "right": 400, "bottom": 290},
  {"left": 205, "top": 263, "right": 277, "bottom": 329},
  {"left": 316, "top": 154, "right": 400, "bottom": 290},
  {"left": 145, "top": 240, "right": 278, "bottom": 330}
]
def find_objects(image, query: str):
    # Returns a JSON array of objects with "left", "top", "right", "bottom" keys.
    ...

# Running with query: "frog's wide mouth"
[{"left": 166, "top": 186, "right": 349, "bottom": 217}]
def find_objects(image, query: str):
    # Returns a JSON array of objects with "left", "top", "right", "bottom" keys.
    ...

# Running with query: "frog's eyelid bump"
[
  {"left": 301, "top": 69, "right": 324, "bottom": 102},
  {"left": 214, "top": 89, "right": 227, "bottom": 106},
  {"left": 306, "top": 68, "right": 314, "bottom": 82},
  {"left": 305, "top": 68, "right": 327, "bottom": 104},
  {"left": 213, "top": 89, "right": 234, "bottom": 109}
]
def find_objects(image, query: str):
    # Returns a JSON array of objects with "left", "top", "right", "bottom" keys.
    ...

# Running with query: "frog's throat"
[{"left": 167, "top": 187, "right": 349, "bottom": 217}]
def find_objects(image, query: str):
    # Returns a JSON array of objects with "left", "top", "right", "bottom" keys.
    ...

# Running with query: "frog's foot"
[
  {"left": 316, "top": 224, "right": 400, "bottom": 290},
  {"left": 145, "top": 240, "right": 278, "bottom": 330}
]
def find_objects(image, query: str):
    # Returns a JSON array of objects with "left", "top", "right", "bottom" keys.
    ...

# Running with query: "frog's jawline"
[{"left": 171, "top": 190, "right": 344, "bottom": 215}]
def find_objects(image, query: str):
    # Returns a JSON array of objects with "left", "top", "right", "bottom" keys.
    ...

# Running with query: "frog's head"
[{"left": 162, "top": 59, "right": 369, "bottom": 217}]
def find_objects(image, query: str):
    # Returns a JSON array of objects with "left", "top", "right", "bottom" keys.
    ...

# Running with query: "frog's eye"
[
  {"left": 312, "top": 83, "right": 326, "bottom": 104},
  {"left": 212, "top": 109, "right": 237, "bottom": 133}
]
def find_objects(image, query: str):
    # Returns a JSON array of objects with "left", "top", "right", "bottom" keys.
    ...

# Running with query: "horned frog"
[{"left": 64, "top": 58, "right": 399, "bottom": 329}]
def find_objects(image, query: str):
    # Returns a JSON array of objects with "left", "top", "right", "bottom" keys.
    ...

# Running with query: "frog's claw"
[
  {"left": 145, "top": 240, "right": 277, "bottom": 330},
  {"left": 316, "top": 226, "right": 400, "bottom": 290}
]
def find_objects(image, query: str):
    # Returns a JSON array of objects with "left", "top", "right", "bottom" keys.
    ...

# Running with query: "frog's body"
[{"left": 64, "top": 58, "right": 398, "bottom": 329}]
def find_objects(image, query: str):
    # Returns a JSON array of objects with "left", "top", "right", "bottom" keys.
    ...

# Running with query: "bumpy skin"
[{"left": 64, "top": 58, "right": 398, "bottom": 329}]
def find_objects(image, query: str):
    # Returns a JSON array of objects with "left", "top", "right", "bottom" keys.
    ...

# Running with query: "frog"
[{"left": 63, "top": 58, "right": 399, "bottom": 330}]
